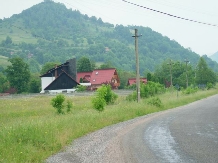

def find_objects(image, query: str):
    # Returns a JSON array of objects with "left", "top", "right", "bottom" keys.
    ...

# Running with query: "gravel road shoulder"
[{"left": 45, "top": 110, "right": 169, "bottom": 163}]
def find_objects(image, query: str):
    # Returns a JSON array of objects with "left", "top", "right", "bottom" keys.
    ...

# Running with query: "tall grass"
[{"left": 0, "top": 88, "right": 217, "bottom": 162}]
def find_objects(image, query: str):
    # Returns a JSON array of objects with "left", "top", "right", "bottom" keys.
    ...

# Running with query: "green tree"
[
  {"left": 40, "top": 62, "right": 60, "bottom": 75},
  {"left": 99, "top": 61, "right": 114, "bottom": 69},
  {"left": 28, "top": 73, "right": 41, "bottom": 93},
  {"left": 5, "top": 36, "right": 12, "bottom": 45},
  {"left": 195, "top": 57, "right": 217, "bottom": 85},
  {"left": 2, "top": 36, "right": 12, "bottom": 46},
  {"left": 5, "top": 57, "right": 31, "bottom": 93},
  {"left": 154, "top": 60, "right": 195, "bottom": 87},
  {"left": 77, "top": 57, "right": 93, "bottom": 72},
  {"left": 0, "top": 73, "right": 9, "bottom": 93},
  {"left": 28, "top": 59, "right": 41, "bottom": 73},
  {"left": 117, "top": 70, "right": 135, "bottom": 89}
]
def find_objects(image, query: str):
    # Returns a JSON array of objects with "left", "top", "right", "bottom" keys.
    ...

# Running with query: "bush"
[
  {"left": 92, "top": 97, "right": 106, "bottom": 112},
  {"left": 207, "top": 82, "right": 214, "bottom": 90},
  {"left": 146, "top": 97, "right": 163, "bottom": 108},
  {"left": 51, "top": 94, "right": 73, "bottom": 114},
  {"left": 66, "top": 100, "right": 73, "bottom": 113},
  {"left": 126, "top": 91, "right": 137, "bottom": 101},
  {"left": 76, "top": 85, "right": 87, "bottom": 92},
  {"left": 126, "top": 82, "right": 165, "bottom": 101},
  {"left": 182, "top": 86, "right": 198, "bottom": 95},
  {"left": 92, "top": 85, "right": 118, "bottom": 112},
  {"left": 141, "top": 81, "right": 165, "bottom": 98}
]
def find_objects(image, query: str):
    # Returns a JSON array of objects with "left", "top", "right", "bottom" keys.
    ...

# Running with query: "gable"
[{"left": 44, "top": 72, "right": 79, "bottom": 90}]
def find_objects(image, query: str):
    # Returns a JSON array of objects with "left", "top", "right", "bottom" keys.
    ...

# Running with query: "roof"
[
  {"left": 77, "top": 68, "right": 119, "bottom": 85},
  {"left": 90, "top": 68, "right": 117, "bottom": 85},
  {"left": 44, "top": 71, "right": 79, "bottom": 90},
  {"left": 40, "top": 61, "right": 69, "bottom": 77},
  {"left": 77, "top": 72, "right": 92, "bottom": 83},
  {"left": 128, "top": 78, "right": 147, "bottom": 85}
]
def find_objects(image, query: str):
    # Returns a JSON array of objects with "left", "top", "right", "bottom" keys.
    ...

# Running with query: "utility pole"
[
  {"left": 167, "top": 60, "right": 173, "bottom": 87},
  {"left": 184, "top": 59, "right": 189, "bottom": 88},
  {"left": 132, "top": 29, "right": 141, "bottom": 103}
]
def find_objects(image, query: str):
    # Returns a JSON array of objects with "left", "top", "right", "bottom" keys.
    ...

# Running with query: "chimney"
[{"left": 55, "top": 65, "right": 58, "bottom": 79}]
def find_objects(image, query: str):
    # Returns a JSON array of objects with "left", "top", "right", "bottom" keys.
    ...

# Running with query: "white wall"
[{"left": 40, "top": 77, "right": 55, "bottom": 93}]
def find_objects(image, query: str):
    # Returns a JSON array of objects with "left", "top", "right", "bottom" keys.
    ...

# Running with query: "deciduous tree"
[
  {"left": 77, "top": 57, "right": 93, "bottom": 72},
  {"left": 5, "top": 57, "right": 30, "bottom": 93}
]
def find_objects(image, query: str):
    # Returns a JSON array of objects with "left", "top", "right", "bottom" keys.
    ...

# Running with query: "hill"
[
  {"left": 209, "top": 51, "right": 218, "bottom": 63},
  {"left": 0, "top": 55, "right": 10, "bottom": 70},
  {"left": 0, "top": 0, "right": 218, "bottom": 73}
]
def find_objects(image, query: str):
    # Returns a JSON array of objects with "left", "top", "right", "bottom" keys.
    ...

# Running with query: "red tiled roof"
[
  {"left": 128, "top": 78, "right": 147, "bottom": 86},
  {"left": 90, "top": 68, "right": 117, "bottom": 85},
  {"left": 77, "top": 72, "right": 92, "bottom": 83}
]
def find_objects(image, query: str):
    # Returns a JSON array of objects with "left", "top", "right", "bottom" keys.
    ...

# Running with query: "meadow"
[{"left": 0, "top": 88, "right": 217, "bottom": 162}]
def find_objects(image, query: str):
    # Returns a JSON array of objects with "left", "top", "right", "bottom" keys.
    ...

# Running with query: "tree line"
[{"left": 0, "top": 55, "right": 217, "bottom": 94}]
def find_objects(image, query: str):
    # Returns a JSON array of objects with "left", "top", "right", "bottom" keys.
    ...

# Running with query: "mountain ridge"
[
  {"left": 209, "top": 51, "right": 218, "bottom": 63},
  {"left": 0, "top": 0, "right": 218, "bottom": 73}
]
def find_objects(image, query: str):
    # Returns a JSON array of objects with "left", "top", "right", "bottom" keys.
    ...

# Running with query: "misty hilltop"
[
  {"left": 0, "top": 0, "right": 218, "bottom": 73},
  {"left": 209, "top": 51, "right": 218, "bottom": 63}
]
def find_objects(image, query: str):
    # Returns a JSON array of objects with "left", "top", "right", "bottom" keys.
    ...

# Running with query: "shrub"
[
  {"left": 92, "top": 97, "right": 106, "bottom": 112},
  {"left": 126, "top": 91, "right": 137, "bottom": 101},
  {"left": 92, "top": 85, "right": 118, "bottom": 112},
  {"left": 146, "top": 97, "right": 163, "bottom": 108},
  {"left": 126, "top": 82, "right": 165, "bottom": 101},
  {"left": 207, "top": 82, "right": 214, "bottom": 90},
  {"left": 76, "top": 85, "right": 87, "bottom": 92},
  {"left": 51, "top": 94, "right": 73, "bottom": 114},
  {"left": 182, "top": 86, "right": 198, "bottom": 95},
  {"left": 66, "top": 100, "right": 73, "bottom": 113},
  {"left": 141, "top": 81, "right": 165, "bottom": 98}
]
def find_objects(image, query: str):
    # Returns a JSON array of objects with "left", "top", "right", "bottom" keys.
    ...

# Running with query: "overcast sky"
[{"left": 0, "top": 0, "right": 218, "bottom": 56}]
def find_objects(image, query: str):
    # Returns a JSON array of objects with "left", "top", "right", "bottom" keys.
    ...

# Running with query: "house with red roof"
[
  {"left": 127, "top": 78, "right": 147, "bottom": 86},
  {"left": 77, "top": 68, "right": 120, "bottom": 90}
]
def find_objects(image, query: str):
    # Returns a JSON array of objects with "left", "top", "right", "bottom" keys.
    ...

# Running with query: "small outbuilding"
[{"left": 127, "top": 78, "right": 147, "bottom": 86}]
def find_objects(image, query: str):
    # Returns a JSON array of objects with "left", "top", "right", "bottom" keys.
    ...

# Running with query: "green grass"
[
  {"left": 0, "top": 55, "right": 10, "bottom": 68},
  {"left": 0, "top": 88, "right": 218, "bottom": 162},
  {"left": 0, "top": 19, "right": 38, "bottom": 44}
]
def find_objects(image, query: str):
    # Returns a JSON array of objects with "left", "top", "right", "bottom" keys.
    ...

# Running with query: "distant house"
[
  {"left": 40, "top": 58, "right": 79, "bottom": 93},
  {"left": 77, "top": 68, "right": 120, "bottom": 90},
  {"left": 127, "top": 78, "right": 147, "bottom": 86}
]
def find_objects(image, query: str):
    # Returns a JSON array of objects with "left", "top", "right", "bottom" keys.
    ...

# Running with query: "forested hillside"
[{"left": 0, "top": 0, "right": 218, "bottom": 74}]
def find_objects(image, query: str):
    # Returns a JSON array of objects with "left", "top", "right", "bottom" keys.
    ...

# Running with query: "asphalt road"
[
  {"left": 122, "top": 94, "right": 218, "bottom": 163},
  {"left": 46, "top": 94, "right": 218, "bottom": 163}
]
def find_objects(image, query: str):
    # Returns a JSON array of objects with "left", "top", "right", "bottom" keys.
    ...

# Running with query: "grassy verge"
[{"left": 0, "top": 88, "right": 217, "bottom": 162}]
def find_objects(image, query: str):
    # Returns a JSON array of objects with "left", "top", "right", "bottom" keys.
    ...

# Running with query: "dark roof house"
[{"left": 40, "top": 58, "right": 79, "bottom": 93}]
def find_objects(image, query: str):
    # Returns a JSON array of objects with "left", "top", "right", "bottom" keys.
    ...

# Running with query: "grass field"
[
  {"left": 0, "top": 88, "right": 218, "bottom": 162},
  {"left": 0, "top": 55, "right": 10, "bottom": 68}
]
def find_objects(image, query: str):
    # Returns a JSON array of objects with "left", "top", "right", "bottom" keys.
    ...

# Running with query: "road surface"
[{"left": 122, "top": 94, "right": 218, "bottom": 163}]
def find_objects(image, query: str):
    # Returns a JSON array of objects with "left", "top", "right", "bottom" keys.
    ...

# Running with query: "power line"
[
  {"left": 122, "top": 0, "right": 218, "bottom": 27},
  {"left": 143, "top": 0, "right": 218, "bottom": 17}
]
